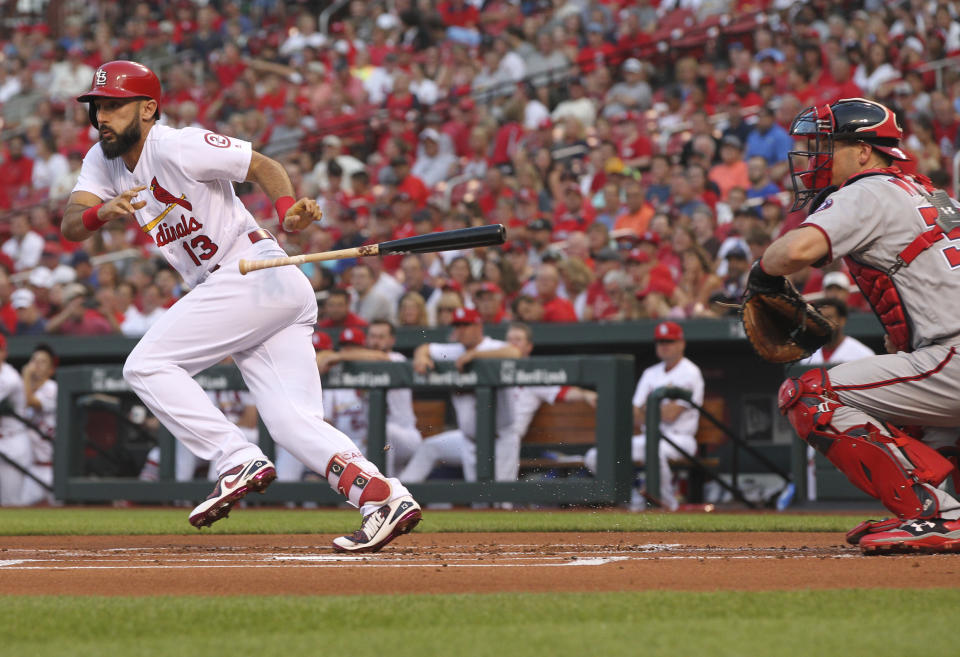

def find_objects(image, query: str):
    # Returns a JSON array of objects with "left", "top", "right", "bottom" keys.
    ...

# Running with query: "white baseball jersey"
[
  {"left": 22, "top": 379, "right": 56, "bottom": 463},
  {"left": 324, "top": 388, "right": 369, "bottom": 453},
  {"left": 385, "top": 351, "right": 417, "bottom": 429},
  {"left": 0, "top": 363, "right": 25, "bottom": 440},
  {"left": 509, "top": 385, "right": 563, "bottom": 438},
  {"left": 632, "top": 357, "right": 704, "bottom": 448},
  {"left": 73, "top": 125, "right": 258, "bottom": 287},
  {"left": 428, "top": 337, "right": 515, "bottom": 438},
  {"left": 799, "top": 335, "right": 875, "bottom": 365},
  {"left": 803, "top": 175, "right": 960, "bottom": 349}
]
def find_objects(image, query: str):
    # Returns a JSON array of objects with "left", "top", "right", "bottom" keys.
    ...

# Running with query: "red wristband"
[
  {"left": 82, "top": 203, "right": 106, "bottom": 231},
  {"left": 275, "top": 196, "right": 295, "bottom": 221}
]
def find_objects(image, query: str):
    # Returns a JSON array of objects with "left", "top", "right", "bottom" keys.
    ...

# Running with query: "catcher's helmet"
[
  {"left": 77, "top": 60, "right": 162, "bottom": 128},
  {"left": 787, "top": 98, "right": 909, "bottom": 211}
]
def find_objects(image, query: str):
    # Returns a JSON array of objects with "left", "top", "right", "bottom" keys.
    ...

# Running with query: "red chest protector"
[{"left": 838, "top": 167, "right": 938, "bottom": 353}]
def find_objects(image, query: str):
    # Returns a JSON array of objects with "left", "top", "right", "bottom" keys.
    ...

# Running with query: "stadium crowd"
[{"left": 1, "top": 0, "right": 959, "bottom": 336}]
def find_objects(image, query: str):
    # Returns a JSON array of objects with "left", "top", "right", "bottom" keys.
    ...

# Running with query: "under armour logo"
[
  {"left": 95, "top": 69, "right": 107, "bottom": 86},
  {"left": 910, "top": 521, "right": 935, "bottom": 531}
]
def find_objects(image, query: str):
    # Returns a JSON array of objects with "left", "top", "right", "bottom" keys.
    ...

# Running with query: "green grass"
[
  {"left": 1, "top": 590, "right": 957, "bottom": 657},
  {"left": 0, "top": 507, "right": 871, "bottom": 535}
]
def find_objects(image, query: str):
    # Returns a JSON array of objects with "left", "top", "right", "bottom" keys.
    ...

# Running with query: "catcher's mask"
[{"left": 788, "top": 97, "right": 909, "bottom": 211}]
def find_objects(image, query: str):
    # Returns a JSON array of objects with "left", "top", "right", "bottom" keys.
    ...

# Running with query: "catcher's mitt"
[{"left": 741, "top": 262, "right": 835, "bottom": 363}]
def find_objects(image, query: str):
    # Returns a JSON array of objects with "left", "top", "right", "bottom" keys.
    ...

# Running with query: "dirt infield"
[{"left": 2, "top": 532, "right": 958, "bottom": 596}]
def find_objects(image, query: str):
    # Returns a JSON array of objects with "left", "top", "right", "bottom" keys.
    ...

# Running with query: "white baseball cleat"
[
  {"left": 189, "top": 458, "right": 276, "bottom": 529},
  {"left": 332, "top": 495, "right": 422, "bottom": 553}
]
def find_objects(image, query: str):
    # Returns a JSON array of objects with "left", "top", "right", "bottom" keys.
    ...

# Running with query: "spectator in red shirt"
[
  {"left": 211, "top": 42, "right": 247, "bottom": 88},
  {"left": 0, "top": 269, "right": 16, "bottom": 335},
  {"left": 930, "top": 92, "right": 960, "bottom": 156},
  {"left": 2, "top": 136, "right": 33, "bottom": 202},
  {"left": 536, "top": 263, "right": 577, "bottom": 323},
  {"left": 439, "top": 0, "right": 480, "bottom": 28},
  {"left": 552, "top": 183, "right": 596, "bottom": 240},
  {"left": 577, "top": 23, "right": 616, "bottom": 74},
  {"left": 443, "top": 97, "right": 477, "bottom": 157},
  {"left": 318, "top": 289, "right": 369, "bottom": 329},
  {"left": 391, "top": 157, "right": 429, "bottom": 208},
  {"left": 474, "top": 282, "right": 507, "bottom": 324},
  {"left": 813, "top": 57, "right": 863, "bottom": 105},
  {"left": 45, "top": 283, "right": 115, "bottom": 336},
  {"left": 476, "top": 166, "right": 515, "bottom": 217}
]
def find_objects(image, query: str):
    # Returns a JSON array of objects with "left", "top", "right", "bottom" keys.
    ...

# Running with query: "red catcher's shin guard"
[
  {"left": 325, "top": 453, "right": 392, "bottom": 508},
  {"left": 779, "top": 368, "right": 954, "bottom": 520}
]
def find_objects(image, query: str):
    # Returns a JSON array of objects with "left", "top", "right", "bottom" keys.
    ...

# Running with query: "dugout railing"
[
  {"left": 644, "top": 386, "right": 794, "bottom": 509},
  {"left": 53, "top": 355, "right": 635, "bottom": 506}
]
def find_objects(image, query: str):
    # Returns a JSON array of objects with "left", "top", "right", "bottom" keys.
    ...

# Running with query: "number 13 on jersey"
[{"left": 182, "top": 234, "right": 219, "bottom": 266}]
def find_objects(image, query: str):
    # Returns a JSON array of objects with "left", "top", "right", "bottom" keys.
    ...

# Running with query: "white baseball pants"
[
  {"left": 398, "top": 428, "right": 520, "bottom": 482},
  {"left": 584, "top": 434, "right": 697, "bottom": 512}
]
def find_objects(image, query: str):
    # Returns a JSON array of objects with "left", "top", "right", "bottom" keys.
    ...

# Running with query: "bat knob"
[{"left": 238, "top": 259, "right": 249, "bottom": 275}]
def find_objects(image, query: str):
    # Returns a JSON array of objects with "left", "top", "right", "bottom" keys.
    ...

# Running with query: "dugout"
[{"left": 6, "top": 315, "right": 887, "bottom": 507}]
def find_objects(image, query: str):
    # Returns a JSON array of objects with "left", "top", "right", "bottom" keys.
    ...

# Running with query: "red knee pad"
[{"left": 778, "top": 368, "right": 840, "bottom": 440}]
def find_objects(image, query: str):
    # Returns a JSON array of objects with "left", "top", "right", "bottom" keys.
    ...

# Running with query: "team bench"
[{"left": 411, "top": 397, "right": 726, "bottom": 501}]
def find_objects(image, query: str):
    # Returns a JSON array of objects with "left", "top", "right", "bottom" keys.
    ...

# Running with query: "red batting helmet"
[{"left": 77, "top": 60, "right": 162, "bottom": 128}]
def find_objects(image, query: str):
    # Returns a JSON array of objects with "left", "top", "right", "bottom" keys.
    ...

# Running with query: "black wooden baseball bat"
[{"left": 240, "top": 224, "right": 506, "bottom": 274}]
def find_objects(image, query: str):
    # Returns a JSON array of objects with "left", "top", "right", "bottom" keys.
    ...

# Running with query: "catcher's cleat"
[
  {"left": 332, "top": 495, "right": 422, "bottom": 553},
  {"left": 859, "top": 517, "right": 960, "bottom": 554},
  {"left": 845, "top": 517, "right": 901, "bottom": 545},
  {"left": 189, "top": 458, "right": 276, "bottom": 529}
]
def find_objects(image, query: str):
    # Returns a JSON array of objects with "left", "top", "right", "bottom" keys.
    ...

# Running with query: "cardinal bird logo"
[{"left": 142, "top": 177, "right": 193, "bottom": 233}]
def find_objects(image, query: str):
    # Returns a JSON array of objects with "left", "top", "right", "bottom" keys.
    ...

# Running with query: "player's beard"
[{"left": 99, "top": 117, "right": 141, "bottom": 160}]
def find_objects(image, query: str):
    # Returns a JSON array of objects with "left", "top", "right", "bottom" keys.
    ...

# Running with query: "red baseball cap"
[
  {"left": 451, "top": 307, "right": 482, "bottom": 325},
  {"left": 517, "top": 188, "right": 537, "bottom": 203},
  {"left": 312, "top": 330, "right": 334, "bottom": 351},
  {"left": 638, "top": 231, "right": 660, "bottom": 246},
  {"left": 636, "top": 268, "right": 677, "bottom": 299},
  {"left": 475, "top": 282, "right": 502, "bottom": 296},
  {"left": 626, "top": 248, "right": 651, "bottom": 264},
  {"left": 654, "top": 321, "right": 684, "bottom": 341},
  {"left": 339, "top": 327, "right": 367, "bottom": 346}
]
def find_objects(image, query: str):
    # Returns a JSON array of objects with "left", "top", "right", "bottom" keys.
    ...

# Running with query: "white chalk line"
[{"left": 0, "top": 553, "right": 861, "bottom": 571}]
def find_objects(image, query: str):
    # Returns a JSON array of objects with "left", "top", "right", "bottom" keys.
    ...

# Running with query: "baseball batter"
[
  {"left": 760, "top": 97, "right": 960, "bottom": 553},
  {"left": 583, "top": 321, "right": 704, "bottom": 511},
  {"left": 400, "top": 307, "right": 522, "bottom": 482},
  {"left": 63, "top": 61, "right": 420, "bottom": 552}
]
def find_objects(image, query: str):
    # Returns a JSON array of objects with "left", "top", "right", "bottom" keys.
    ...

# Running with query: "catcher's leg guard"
[
  {"left": 325, "top": 451, "right": 392, "bottom": 508},
  {"left": 779, "top": 369, "right": 954, "bottom": 520}
]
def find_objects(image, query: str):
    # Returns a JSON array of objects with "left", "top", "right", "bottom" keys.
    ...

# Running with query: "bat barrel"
[{"left": 379, "top": 224, "right": 505, "bottom": 256}]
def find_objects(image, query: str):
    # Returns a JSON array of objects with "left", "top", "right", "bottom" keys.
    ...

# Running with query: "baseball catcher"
[{"left": 758, "top": 97, "right": 960, "bottom": 554}]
